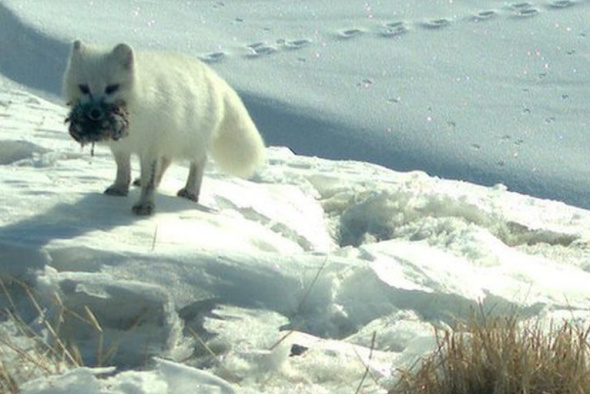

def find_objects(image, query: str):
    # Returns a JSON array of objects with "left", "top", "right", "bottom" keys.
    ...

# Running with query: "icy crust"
[{"left": 3, "top": 86, "right": 590, "bottom": 392}]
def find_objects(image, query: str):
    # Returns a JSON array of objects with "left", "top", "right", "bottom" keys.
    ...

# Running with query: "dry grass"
[
  {"left": 0, "top": 275, "right": 168, "bottom": 392},
  {"left": 391, "top": 311, "right": 590, "bottom": 394},
  {"left": 0, "top": 279, "right": 93, "bottom": 393},
  {"left": 0, "top": 312, "right": 76, "bottom": 393}
]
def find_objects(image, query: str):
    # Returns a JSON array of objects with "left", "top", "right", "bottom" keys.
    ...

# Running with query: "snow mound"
[{"left": 0, "top": 140, "right": 49, "bottom": 165}]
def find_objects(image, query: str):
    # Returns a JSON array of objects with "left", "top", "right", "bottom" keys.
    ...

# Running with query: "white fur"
[{"left": 63, "top": 41, "right": 265, "bottom": 215}]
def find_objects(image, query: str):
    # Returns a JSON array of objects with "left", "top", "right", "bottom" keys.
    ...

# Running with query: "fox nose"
[{"left": 88, "top": 105, "right": 104, "bottom": 121}]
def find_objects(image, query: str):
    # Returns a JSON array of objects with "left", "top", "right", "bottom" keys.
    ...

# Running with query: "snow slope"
[
  {"left": 2, "top": 0, "right": 590, "bottom": 207},
  {"left": 1, "top": 1, "right": 590, "bottom": 393}
]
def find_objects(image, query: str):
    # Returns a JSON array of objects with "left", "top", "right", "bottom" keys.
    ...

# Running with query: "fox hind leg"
[
  {"left": 177, "top": 157, "right": 206, "bottom": 202},
  {"left": 155, "top": 157, "right": 172, "bottom": 187},
  {"left": 132, "top": 156, "right": 171, "bottom": 188}
]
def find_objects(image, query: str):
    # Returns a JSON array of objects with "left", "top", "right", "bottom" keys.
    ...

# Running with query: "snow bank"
[{"left": 2, "top": 83, "right": 590, "bottom": 392}]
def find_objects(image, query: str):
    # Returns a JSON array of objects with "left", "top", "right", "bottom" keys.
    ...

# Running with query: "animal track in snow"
[
  {"left": 471, "top": 10, "right": 498, "bottom": 22},
  {"left": 511, "top": 2, "right": 535, "bottom": 9},
  {"left": 510, "top": 2, "right": 541, "bottom": 17},
  {"left": 337, "top": 28, "right": 364, "bottom": 39},
  {"left": 380, "top": 21, "right": 409, "bottom": 38},
  {"left": 245, "top": 42, "right": 277, "bottom": 58},
  {"left": 515, "top": 8, "right": 540, "bottom": 17},
  {"left": 199, "top": 52, "right": 226, "bottom": 63},
  {"left": 420, "top": 18, "right": 452, "bottom": 30},
  {"left": 214, "top": 1, "right": 578, "bottom": 62},
  {"left": 280, "top": 38, "right": 312, "bottom": 50},
  {"left": 546, "top": 0, "right": 575, "bottom": 9}
]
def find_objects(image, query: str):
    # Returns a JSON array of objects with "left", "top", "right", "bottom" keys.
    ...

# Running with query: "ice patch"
[{"left": 35, "top": 269, "right": 189, "bottom": 367}]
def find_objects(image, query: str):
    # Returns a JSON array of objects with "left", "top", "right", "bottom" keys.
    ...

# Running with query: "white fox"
[{"left": 63, "top": 40, "right": 265, "bottom": 215}]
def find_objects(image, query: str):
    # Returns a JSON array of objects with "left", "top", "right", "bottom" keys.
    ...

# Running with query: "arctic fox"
[{"left": 63, "top": 40, "right": 265, "bottom": 215}]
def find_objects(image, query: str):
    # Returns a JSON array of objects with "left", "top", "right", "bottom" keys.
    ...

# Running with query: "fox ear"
[
  {"left": 72, "top": 40, "right": 84, "bottom": 51},
  {"left": 70, "top": 40, "right": 85, "bottom": 57},
  {"left": 112, "top": 43, "right": 134, "bottom": 70}
]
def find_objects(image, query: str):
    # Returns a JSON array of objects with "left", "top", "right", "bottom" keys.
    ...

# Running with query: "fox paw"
[
  {"left": 132, "top": 201, "right": 155, "bottom": 216},
  {"left": 177, "top": 188, "right": 199, "bottom": 202},
  {"left": 104, "top": 184, "right": 129, "bottom": 196}
]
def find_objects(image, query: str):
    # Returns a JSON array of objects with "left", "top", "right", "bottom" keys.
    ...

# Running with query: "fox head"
[{"left": 63, "top": 41, "right": 136, "bottom": 107}]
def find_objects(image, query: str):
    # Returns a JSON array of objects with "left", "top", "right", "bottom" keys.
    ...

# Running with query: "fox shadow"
[{"left": 0, "top": 189, "right": 212, "bottom": 279}]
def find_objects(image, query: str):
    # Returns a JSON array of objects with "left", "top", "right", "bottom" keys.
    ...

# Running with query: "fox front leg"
[
  {"left": 104, "top": 151, "right": 131, "bottom": 196},
  {"left": 132, "top": 156, "right": 161, "bottom": 215}
]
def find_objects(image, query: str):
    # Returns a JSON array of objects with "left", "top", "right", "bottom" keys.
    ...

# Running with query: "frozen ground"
[{"left": 1, "top": 1, "right": 590, "bottom": 393}]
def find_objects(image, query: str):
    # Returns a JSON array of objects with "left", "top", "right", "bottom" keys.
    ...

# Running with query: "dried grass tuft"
[{"left": 392, "top": 311, "right": 590, "bottom": 394}]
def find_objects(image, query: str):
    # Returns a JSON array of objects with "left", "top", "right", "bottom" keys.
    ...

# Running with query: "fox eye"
[
  {"left": 105, "top": 84, "right": 120, "bottom": 95},
  {"left": 79, "top": 84, "right": 90, "bottom": 95}
]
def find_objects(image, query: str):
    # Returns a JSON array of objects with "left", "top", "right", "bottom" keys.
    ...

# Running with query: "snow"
[{"left": 1, "top": 1, "right": 590, "bottom": 393}]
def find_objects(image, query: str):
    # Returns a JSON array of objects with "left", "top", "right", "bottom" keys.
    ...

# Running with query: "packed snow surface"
[{"left": 1, "top": 1, "right": 590, "bottom": 393}]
